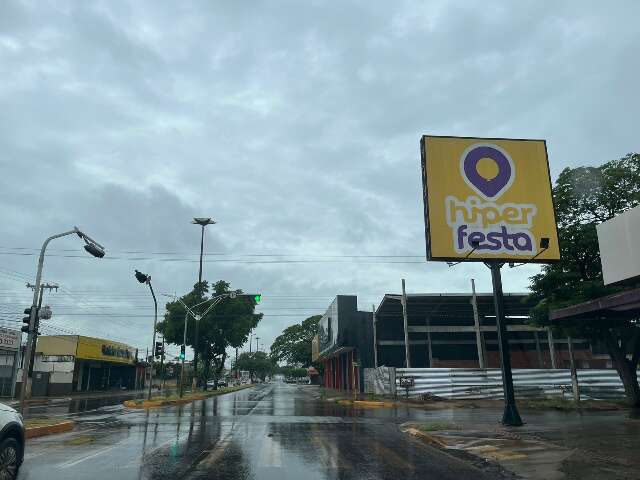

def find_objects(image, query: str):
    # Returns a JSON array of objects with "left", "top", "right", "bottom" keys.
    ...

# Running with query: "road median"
[
  {"left": 25, "top": 418, "right": 74, "bottom": 439},
  {"left": 124, "top": 384, "right": 254, "bottom": 409}
]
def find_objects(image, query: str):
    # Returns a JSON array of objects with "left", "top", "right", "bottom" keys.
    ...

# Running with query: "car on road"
[
  {"left": 0, "top": 403, "right": 24, "bottom": 479},
  {"left": 206, "top": 379, "right": 227, "bottom": 388}
]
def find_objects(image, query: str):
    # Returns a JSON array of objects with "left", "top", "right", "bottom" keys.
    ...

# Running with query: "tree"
[
  {"left": 270, "top": 315, "right": 321, "bottom": 366},
  {"left": 278, "top": 365, "right": 308, "bottom": 379},
  {"left": 233, "top": 351, "right": 276, "bottom": 381},
  {"left": 157, "top": 280, "right": 262, "bottom": 386},
  {"left": 527, "top": 152, "right": 640, "bottom": 405}
]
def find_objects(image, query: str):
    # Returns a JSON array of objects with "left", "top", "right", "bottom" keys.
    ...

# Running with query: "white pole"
[{"left": 471, "top": 279, "right": 486, "bottom": 369}]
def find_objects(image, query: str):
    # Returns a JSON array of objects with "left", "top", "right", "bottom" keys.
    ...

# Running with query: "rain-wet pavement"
[{"left": 18, "top": 382, "right": 504, "bottom": 479}]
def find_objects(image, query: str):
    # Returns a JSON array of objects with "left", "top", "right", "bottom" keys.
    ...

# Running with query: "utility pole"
[
  {"left": 401, "top": 279, "right": 411, "bottom": 368},
  {"left": 249, "top": 333, "right": 253, "bottom": 354},
  {"left": 372, "top": 304, "right": 378, "bottom": 368},
  {"left": 25, "top": 283, "right": 57, "bottom": 377}
]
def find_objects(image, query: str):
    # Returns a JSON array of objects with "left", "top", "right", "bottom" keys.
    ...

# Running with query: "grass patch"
[
  {"left": 24, "top": 418, "right": 67, "bottom": 428},
  {"left": 129, "top": 384, "right": 253, "bottom": 405},
  {"left": 417, "top": 421, "right": 459, "bottom": 432},
  {"left": 521, "top": 397, "right": 626, "bottom": 411}
]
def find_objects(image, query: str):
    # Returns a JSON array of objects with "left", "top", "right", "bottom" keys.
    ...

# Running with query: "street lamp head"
[
  {"left": 134, "top": 269, "right": 149, "bottom": 284},
  {"left": 84, "top": 243, "right": 105, "bottom": 258},
  {"left": 192, "top": 217, "right": 216, "bottom": 226}
]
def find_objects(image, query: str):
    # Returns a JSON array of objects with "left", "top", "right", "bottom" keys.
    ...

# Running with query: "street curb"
[
  {"left": 334, "top": 399, "right": 397, "bottom": 408},
  {"left": 402, "top": 427, "right": 449, "bottom": 448},
  {"left": 123, "top": 385, "right": 255, "bottom": 409},
  {"left": 25, "top": 421, "right": 74, "bottom": 439}
]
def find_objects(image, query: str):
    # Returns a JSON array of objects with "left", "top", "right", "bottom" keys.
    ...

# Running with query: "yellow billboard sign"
[{"left": 420, "top": 135, "right": 560, "bottom": 262}]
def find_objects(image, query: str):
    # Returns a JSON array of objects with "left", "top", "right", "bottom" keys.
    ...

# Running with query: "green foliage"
[
  {"left": 232, "top": 351, "right": 276, "bottom": 380},
  {"left": 278, "top": 365, "right": 308, "bottom": 378},
  {"left": 528, "top": 153, "right": 640, "bottom": 326},
  {"left": 270, "top": 315, "right": 321, "bottom": 366},
  {"left": 527, "top": 153, "right": 640, "bottom": 405},
  {"left": 157, "top": 280, "right": 262, "bottom": 379}
]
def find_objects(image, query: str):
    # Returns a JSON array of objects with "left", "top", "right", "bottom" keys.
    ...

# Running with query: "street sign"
[
  {"left": 0, "top": 328, "right": 20, "bottom": 350},
  {"left": 597, "top": 205, "right": 640, "bottom": 285},
  {"left": 420, "top": 135, "right": 560, "bottom": 263}
]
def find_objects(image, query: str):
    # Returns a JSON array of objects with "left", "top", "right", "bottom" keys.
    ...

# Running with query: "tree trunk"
[
  {"left": 202, "top": 349, "right": 211, "bottom": 390},
  {"left": 606, "top": 333, "right": 640, "bottom": 407}
]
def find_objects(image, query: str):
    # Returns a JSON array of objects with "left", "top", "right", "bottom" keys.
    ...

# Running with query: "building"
[
  {"left": 375, "top": 292, "right": 608, "bottom": 369},
  {"left": 31, "top": 335, "right": 141, "bottom": 395},
  {"left": 314, "top": 296, "right": 374, "bottom": 392},
  {"left": 0, "top": 328, "right": 20, "bottom": 397}
]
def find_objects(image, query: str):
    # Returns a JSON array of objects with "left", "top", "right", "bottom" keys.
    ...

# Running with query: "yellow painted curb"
[
  {"left": 124, "top": 385, "right": 255, "bottom": 409},
  {"left": 402, "top": 427, "right": 449, "bottom": 449},
  {"left": 25, "top": 421, "right": 74, "bottom": 439}
]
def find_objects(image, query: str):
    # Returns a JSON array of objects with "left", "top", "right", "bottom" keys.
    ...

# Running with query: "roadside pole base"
[{"left": 501, "top": 403, "right": 523, "bottom": 426}]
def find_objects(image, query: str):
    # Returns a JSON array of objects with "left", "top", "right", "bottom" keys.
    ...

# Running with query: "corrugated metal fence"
[{"left": 365, "top": 367, "right": 627, "bottom": 400}]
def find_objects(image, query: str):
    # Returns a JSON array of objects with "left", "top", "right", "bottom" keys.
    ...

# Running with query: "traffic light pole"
[
  {"left": 147, "top": 281, "right": 158, "bottom": 401},
  {"left": 180, "top": 311, "right": 188, "bottom": 398},
  {"left": 489, "top": 262, "right": 523, "bottom": 426}
]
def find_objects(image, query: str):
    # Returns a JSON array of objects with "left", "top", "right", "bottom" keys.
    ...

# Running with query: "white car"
[{"left": 0, "top": 404, "right": 24, "bottom": 479}]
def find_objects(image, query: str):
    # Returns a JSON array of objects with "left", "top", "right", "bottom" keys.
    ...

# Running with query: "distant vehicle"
[
  {"left": 0, "top": 403, "right": 24, "bottom": 479},
  {"left": 206, "top": 379, "right": 227, "bottom": 388}
]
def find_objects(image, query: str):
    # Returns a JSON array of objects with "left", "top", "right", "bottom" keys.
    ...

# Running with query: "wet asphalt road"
[{"left": 18, "top": 382, "right": 500, "bottom": 480}]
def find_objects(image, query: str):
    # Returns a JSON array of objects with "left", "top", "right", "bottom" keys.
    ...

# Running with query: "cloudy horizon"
[{"left": 1, "top": 1, "right": 638, "bottom": 363}]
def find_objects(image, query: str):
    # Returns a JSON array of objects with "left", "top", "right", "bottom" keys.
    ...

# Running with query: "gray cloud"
[{"left": 0, "top": 0, "right": 638, "bottom": 360}]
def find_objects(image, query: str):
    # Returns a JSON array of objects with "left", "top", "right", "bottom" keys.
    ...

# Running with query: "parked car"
[{"left": 0, "top": 403, "right": 24, "bottom": 479}]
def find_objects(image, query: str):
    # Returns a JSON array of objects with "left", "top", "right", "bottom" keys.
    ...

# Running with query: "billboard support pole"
[{"left": 489, "top": 262, "right": 523, "bottom": 426}]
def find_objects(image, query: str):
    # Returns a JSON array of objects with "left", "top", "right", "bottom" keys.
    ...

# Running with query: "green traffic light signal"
[{"left": 254, "top": 294, "right": 261, "bottom": 303}]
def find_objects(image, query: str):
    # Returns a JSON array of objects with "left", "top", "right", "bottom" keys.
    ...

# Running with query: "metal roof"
[
  {"left": 376, "top": 292, "right": 533, "bottom": 319},
  {"left": 550, "top": 287, "right": 640, "bottom": 322}
]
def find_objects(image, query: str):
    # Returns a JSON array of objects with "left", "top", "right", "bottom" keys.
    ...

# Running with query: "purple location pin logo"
[{"left": 460, "top": 144, "right": 515, "bottom": 200}]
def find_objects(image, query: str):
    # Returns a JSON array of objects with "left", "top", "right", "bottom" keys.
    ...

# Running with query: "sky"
[{"left": 0, "top": 1, "right": 638, "bottom": 364}]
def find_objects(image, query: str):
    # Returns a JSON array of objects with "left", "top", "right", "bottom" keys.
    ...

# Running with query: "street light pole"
[
  {"left": 20, "top": 227, "right": 105, "bottom": 415},
  {"left": 135, "top": 270, "right": 158, "bottom": 401},
  {"left": 191, "top": 217, "right": 216, "bottom": 390}
]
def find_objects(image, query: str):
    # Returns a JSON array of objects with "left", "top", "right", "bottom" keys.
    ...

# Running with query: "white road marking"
[
  {"left": 57, "top": 443, "right": 121, "bottom": 468},
  {"left": 259, "top": 436, "right": 283, "bottom": 468}
]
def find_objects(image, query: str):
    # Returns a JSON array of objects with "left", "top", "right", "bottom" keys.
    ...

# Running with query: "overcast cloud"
[{"left": 0, "top": 1, "right": 638, "bottom": 361}]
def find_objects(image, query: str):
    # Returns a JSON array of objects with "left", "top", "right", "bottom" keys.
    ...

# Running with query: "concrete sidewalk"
[{"left": 403, "top": 405, "right": 640, "bottom": 479}]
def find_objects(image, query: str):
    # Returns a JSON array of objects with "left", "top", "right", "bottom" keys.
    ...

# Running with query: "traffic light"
[
  {"left": 179, "top": 345, "right": 186, "bottom": 360},
  {"left": 254, "top": 294, "right": 261, "bottom": 303},
  {"left": 154, "top": 342, "right": 163, "bottom": 358},
  {"left": 21, "top": 307, "right": 35, "bottom": 333}
]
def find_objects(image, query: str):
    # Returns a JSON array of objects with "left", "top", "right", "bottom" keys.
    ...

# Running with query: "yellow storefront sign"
[
  {"left": 76, "top": 336, "right": 137, "bottom": 365},
  {"left": 420, "top": 135, "right": 560, "bottom": 262}
]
